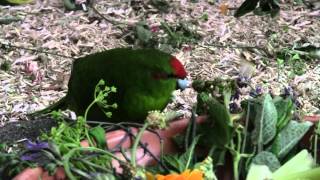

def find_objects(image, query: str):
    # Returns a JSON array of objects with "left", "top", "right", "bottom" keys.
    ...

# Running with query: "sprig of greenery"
[
  {"left": 86, "top": 79, "right": 117, "bottom": 121},
  {"left": 38, "top": 79, "right": 121, "bottom": 179}
]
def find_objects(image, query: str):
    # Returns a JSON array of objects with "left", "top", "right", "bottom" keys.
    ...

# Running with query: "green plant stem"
[
  {"left": 78, "top": 158, "right": 114, "bottom": 174},
  {"left": 257, "top": 104, "right": 265, "bottom": 153},
  {"left": 233, "top": 151, "right": 240, "bottom": 180},
  {"left": 230, "top": 129, "right": 252, "bottom": 180},
  {"left": 238, "top": 103, "right": 251, "bottom": 173},
  {"left": 131, "top": 122, "right": 149, "bottom": 168},
  {"left": 185, "top": 147, "right": 193, "bottom": 171},
  {"left": 63, "top": 147, "right": 123, "bottom": 180},
  {"left": 314, "top": 122, "right": 319, "bottom": 164},
  {"left": 84, "top": 99, "right": 97, "bottom": 123},
  {"left": 84, "top": 99, "right": 98, "bottom": 147},
  {"left": 232, "top": 129, "right": 241, "bottom": 180},
  {"left": 241, "top": 103, "right": 250, "bottom": 154}
]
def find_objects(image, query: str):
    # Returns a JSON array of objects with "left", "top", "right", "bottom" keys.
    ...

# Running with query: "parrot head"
[
  {"left": 146, "top": 51, "right": 188, "bottom": 90},
  {"left": 169, "top": 57, "right": 187, "bottom": 79},
  {"left": 169, "top": 57, "right": 190, "bottom": 90}
]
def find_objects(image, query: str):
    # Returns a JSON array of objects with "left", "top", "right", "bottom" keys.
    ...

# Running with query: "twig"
[
  {"left": 0, "top": 42, "right": 74, "bottom": 59},
  {"left": 89, "top": 3, "right": 136, "bottom": 28},
  {"left": 200, "top": 43, "right": 267, "bottom": 50},
  {"left": 120, "top": 147, "right": 131, "bottom": 162}
]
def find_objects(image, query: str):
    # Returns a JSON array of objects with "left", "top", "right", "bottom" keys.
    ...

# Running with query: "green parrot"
[{"left": 31, "top": 48, "right": 188, "bottom": 122}]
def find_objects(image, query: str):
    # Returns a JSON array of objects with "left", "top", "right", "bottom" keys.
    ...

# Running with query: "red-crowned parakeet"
[{"left": 31, "top": 48, "right": 187, "bottom": 123}]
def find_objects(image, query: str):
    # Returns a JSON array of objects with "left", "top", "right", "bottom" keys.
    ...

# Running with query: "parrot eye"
[{"left": 152, "top": 72, "right": 170, "bottom": 80}]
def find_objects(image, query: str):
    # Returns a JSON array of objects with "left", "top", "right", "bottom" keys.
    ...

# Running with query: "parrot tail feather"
[{"left": 28, "top": 96, "right": 68, "bottom": 117}]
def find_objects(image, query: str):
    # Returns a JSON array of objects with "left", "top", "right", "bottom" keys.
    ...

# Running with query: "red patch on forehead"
[{"left": 170, "top": 57, "right": 187, "bottom": 79}]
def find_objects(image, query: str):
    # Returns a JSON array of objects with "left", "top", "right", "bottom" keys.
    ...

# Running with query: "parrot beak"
[{"left": 177, "top": 79, "right": 191, "bottom": 90}]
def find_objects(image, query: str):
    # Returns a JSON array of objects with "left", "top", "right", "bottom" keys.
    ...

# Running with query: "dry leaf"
[{"left": 219, "top": 3, "right": 229, "bottom": 15}]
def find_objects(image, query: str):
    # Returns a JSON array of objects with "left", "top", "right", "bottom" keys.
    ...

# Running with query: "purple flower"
[
  {"left": 229, "top": 102, "right": 240, "bottom": 113},
  {"left": 236, "top": 76, "right": 250, "bottom": 88},
  {"left": 231, "top": 89, "right": 241, "bottom": 100},
  {"left": 255, "top": 86, "right": 262, "bottom": 95},
  {"left": 283, "top": 86, "right": 294, "bottom": 97},
  {"left": 249, "top": 85, "right": 263, "bottom": 97},
  {"left": 294, "top": 99, "right": 302, "bottom": 108},
  {"left": 25, "top": 140, "right": 49, "bottom": 151},
  {"left": 21, "top": 153, "right": 41, "bottom": 161}
]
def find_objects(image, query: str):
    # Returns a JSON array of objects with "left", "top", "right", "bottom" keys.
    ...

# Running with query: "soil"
[{"left": 0, "top": 116, "right": 57, "bottom": 144}]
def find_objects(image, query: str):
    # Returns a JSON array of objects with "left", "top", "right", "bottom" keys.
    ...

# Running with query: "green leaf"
[
  {"left": 0, "top": 60, "right": 11, "bottom": 71},
  {"left": 211, "top": 148, "right": 227, "bottom": 166},
  {"left": 197, "top": 92, "right": 233, "bottom": 148},
  {"left": 270, "top": 121, "right": 312, "bottom": 159},
  {"left": 246, "top": 163, "right": 273, "bottom": 180},
  {"left": 275, "top": 167, "right": 320, "bottom": 180},
  {"left": 135, "top": 22, "right": 153, "bottom": 44},
  {"left": 63, "top": 0, "right": 76, "bottom": 10},
  {"left": 272, "top": 149, "right": 314, "bottom": 179},
  {"left": 292, "top": 53, "right": 300, "bottom": 60},
  {"left": 273, "top": 96, "right": 294, "bottom": 131},
  {"left": 150, "top": 0, "right": 170, "bottom": 12},
  {"left": 162, "top": 136, "right": 200, "bottom": 173},
  {"left": 179, "top": 136, "right": 200, "bottom": 171},
  {"left": 251, "top": 94, "right": 278, "bottom": 147},
  {"left": 234, "top": 0, "right": 259, "bottom": 17},
  {"left": 160, "top": 21, "right": 201, "bottom": 48},
  {"left": 255, "top": 0, "right": 280, "bottom": 17},
  {"left": 89, "top": 126, "right": 107, "bottom": 149},
  {"left": 235, "top": 0, "right": 279, "bottom": 18},
  {"left": 252, "top": 151, "right": 280, "bottom": 172},
  {"left": 162, "top": 155, "right": 181, "bottom": 173}
]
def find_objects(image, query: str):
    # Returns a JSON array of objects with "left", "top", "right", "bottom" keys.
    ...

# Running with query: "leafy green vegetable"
[
  {"left": 160, "top": 21, "right": 201, "bottom": 48},
  {"left": 197, "top": 92, "right": 233, "bottom": 148},
  {"left": 251, "top": 94, "right": 277, "bottom": 150},
  {"left": 0, "top": 147, "right": 33, "bottom": 179},
  {"left": 252, "top": 151, "right": 280, "bottom": 172},
  {"left": 278, "top": 167, "right": 320, "bottom": 180},
  {"left": 38, "top": 81, "right": 120, "bottom": 179},
  {"left": 270, "top": 121, "right": 312, "bottom": 159},
  {"left": 272, "top": 149, "right": 315, "bottom": 179},
  {"left": 135, "top": 21, "right": 154, "bottom": 46},
  {"left": 163, "top": 136, "right": 200, "bottom": 173},
  {"left": 89, "top": 126, "right": 107, "bottom": 150},
  {"left": 247, "top": 150, "right": 318, "bottom": 180},
  {"left": 150, "top": 0, "right": 170, "bottom": 12},
  {"left": 0, "top": 60, "right": 11, "bottom": 71},
  {"left": 273, "top": 96, "right": 294, "bottom": 131},
  {"left": 246, "top": 163, "right": 272, "bottom": 180}
]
